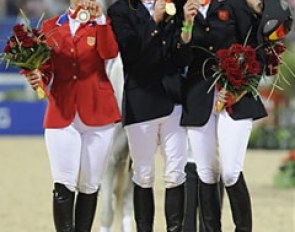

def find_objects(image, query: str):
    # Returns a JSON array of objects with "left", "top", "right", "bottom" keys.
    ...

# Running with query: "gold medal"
[
  {"left": 165, "top": 2, "right": 176, "bottom": 16},
  {"left": 77, "top": 9, "right": 91, "bottom": 23}
]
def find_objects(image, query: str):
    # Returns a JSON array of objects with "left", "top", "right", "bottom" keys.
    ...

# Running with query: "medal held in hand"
[
  {"left": 165, "top": 0, "right": 176, "bottom": 16},
  {"left": 77, "top": 9, "right": 91, "bottom": 23},
  {"left": 71, "top": 5, "right": 92, "bottom": 23}
]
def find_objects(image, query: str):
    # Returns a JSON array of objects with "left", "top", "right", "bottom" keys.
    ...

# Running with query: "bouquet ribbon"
[
  {"left": 20, "top": 69, "right": 48, "bottom": 100},
  {"left": 215, "top": 84, "right": 247, "bottom": 113}
]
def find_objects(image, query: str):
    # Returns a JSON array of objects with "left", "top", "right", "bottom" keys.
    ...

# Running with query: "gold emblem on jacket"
[{"left": 87, "top": 37, "right": 96, "bottom": 46}]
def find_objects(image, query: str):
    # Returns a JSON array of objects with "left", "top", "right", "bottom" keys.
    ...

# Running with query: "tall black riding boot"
[
  {"left": 226, "top": 173, "right": 252, "bottom": 232},
  {"left": 183, "top": 162, "right": 198, "bottom": 232},
  {"left": 53, "top": 183, "right": 75, "bottom": 232},
  {"left": 165, "top": 184, "right": 185, "bottom": 232},
  {"left": 198, "top": 179, "right": 222, "bottom": 232},
  {"left": 134, "top": 184, "right": 154, "bottom": 232},
  {"left": 75, "top": 191, "right": 98, "bottom": 232}
]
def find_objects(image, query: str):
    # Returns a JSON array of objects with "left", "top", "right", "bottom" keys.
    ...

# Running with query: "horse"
[{"left": 99, "top": 56, "right": 133, "bottom": 232}]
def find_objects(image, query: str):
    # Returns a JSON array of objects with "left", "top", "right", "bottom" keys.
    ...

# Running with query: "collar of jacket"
[{"left": 56, "top": 13, "right": 69, "bottom": 26}]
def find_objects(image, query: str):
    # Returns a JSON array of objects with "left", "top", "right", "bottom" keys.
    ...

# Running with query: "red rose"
[
  {"left": 244, "top": 46, "right": 256, "bottom": 60},
  {"left": 231, "top": 78, "right": 244, "bottom": 88},
  {"left": 4, "top": 45, "right": 11, "bottom": 53},
  {"left": 247, "top": 61, "right": 260, "bottom": 74},
  {"left": 14, "top": 31, "right": 28, "bottom": 41},
  {"left": 230, "top": 44, "right": 244, "bottom": 54},
  {"left": 227, "top": 68, "right": 243, "bottom": 78},
  {"left": 220, "top": 59, "right": 228, "bottom": 70},
  {"left": 13, "top": 24, "right": 25, "bottom": 33},
  {"left": 227, "top": 72, "right": 243, "bottom": 88},
  {"left": 267, "top": 53, "right": 280, "bottom": 66},
  {"left": 226, "top": 57, "right": 240, "bottom": 70},
  {"left": 274, "top": 43, "right": 286, "bottom": 54},
  {"left": 22, "top": 37, "right": 34, "bottom": 48},
  {"left": 216, "top": 49, "right": 231, "bottom": 60}
]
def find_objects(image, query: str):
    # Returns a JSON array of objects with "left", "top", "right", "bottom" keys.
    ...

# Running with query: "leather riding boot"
[
  {"left": 198, "top": 179, "right": 222, "bottom": 232},
  {"left": 165, "top": 184, "right": 185, "bottom": 232},
  {"left": 75, "top": 191, "right": 98, "bottom": 232},
  {"left": 53, "top": 183, "right": 75, "bottom": 232},
  {"left": 183, "top": 163, "right": 198, "bottom": 232},
  {"left": 133, "top": 184, "right": 154, "bottom": 232},
  {"left": 226, "top": 173, "right": 252, "bottom": 232}
]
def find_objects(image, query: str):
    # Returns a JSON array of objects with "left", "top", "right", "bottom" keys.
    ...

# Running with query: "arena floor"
[{"left": 0, "top": 137, "right": 294, "bottom": 232}]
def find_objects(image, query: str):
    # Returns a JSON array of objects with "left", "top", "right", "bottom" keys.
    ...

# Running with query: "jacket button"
[
  {"left": 209, "top": 46, "right": 214, "bottom": 51},
  {"left": 72, "top": 62, "right": 76, "bottom": 67},
  {"left": 205, "top": 27, "right": 210, "bottom": 32},
  {"left": 73, "top": 75, "right": 77, "bottom": 80},
  {"left": 162, "top": 40, "right": 166, "bottom": 45},
  {"left": 70, "top": 48, "right": 75, "bottom": 53}
]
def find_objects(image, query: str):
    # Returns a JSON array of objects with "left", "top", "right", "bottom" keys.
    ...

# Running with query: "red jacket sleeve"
[
  {"left": 40, "top": 21, "right": 55, "bottom": 86},
  {"left": 96, "top": 17, "right": 119, "bottom": 59}
]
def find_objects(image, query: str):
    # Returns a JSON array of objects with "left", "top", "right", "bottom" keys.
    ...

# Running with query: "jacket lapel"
[
  {"left": 196, "top": 13, "right": 207, "bottom": 26},
  {"left": 52, "top": 13, "right": 72, "bottom": 47},
  {"left": 48, "top": 17, "right": 73, "bottom": 50},
  {"left": 136, "top": 1, "right": 153, "bottom": 23}
]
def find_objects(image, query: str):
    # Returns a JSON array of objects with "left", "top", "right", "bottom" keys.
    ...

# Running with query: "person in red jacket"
[{"left": 25, "top": 0, "right": 120, "bottom": 231}]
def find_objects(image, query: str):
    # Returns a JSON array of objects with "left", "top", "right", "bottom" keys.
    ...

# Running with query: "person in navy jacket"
[
  {"left": 108, "top": 0, "right": 198, "bottom": 231},
  {"left": 181, "top": 0, "right": 267, "bottom": 231}
]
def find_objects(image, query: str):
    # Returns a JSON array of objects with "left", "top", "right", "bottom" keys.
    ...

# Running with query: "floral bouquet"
[
  {"left": 256, "top": 0, "right": 294, "bottom": 97},
  {"left": 265, "top": 42, "right": 287, "bottom": 76},
  {"left": 261, "top": 40, "right": 295, "bottom": 101},
  {"left": 273, "top": 150, "right": 295, "bottom": 189},
  {"left": 0, "top": 10, "right": 51, "bottom": 99},
  {"left": 208, "top": 43, "right": 261, "bottom": 113}
]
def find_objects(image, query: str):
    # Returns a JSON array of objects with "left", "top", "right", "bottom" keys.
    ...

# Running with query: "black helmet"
[{"left": 257, "top": 0, "right": 293, "bottom": 43}]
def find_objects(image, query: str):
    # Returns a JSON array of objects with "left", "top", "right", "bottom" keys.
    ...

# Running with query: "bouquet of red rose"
[
  {"left": 209, "top": 43, "right": 261, "bottom": 113},
  {"left": 265, "top": 42, "right": 287, "bottom": 76},
  {"left": 0, "top": 10, "right": 51, "bottom": 99},
  {"left": 263, "top": 41, "right": 295, "bottom": 99}
]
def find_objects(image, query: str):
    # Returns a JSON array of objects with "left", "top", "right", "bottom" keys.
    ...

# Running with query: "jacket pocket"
[
  {"left": 161, "top": 73, "right": 184, "bottom": 104},
  {"left": 98, "top": 79, "right": 114, "bottom": 91}
]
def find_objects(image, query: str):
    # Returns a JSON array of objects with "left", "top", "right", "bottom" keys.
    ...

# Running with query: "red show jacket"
[{"left": 41, "top": 14, "right": 121, "bottom": 128}]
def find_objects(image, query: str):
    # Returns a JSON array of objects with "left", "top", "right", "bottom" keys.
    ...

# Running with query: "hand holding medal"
[
  {"left": 72, "top": 0, "right": 102, "bottom": 23},
  {"left": 183, "top": 0, "right": 201, "bottom": 25},
  {"left": 181, "top": 0, "right": 201, "bottom": 43},
  {"left": 153, "top": 0, "right": 166, "bottom": 24}
]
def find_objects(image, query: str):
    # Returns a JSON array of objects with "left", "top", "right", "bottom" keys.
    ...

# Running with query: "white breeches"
[
  {"left": 187, "top": 110, "right": 252, "bottom": 187},
  {"left": 45, "top": 114, "right": 115, "bottom": 194},
  {"left": 125, "top": 105, "right": 188, "bottom": 188}
]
